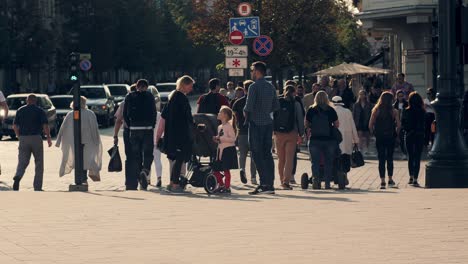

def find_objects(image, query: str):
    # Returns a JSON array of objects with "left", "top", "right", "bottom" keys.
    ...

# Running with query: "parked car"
[
  {"left": 156, "top": 83, "right": 177, "bottom": 110},
  {"left": 148, "top": 85, "right": 162, "bottom": 112},
  {"left": 0, "top": 94, "right": 58, "bottom": 140},
  {"left": 49, "top": 95, "right": 73, "bottom": 130},
  {"left": 70, "top": 85, "right": 115, "bottom": 127},
  {"left": 106, "top": 84, "right": 130, "bottom": 110}
]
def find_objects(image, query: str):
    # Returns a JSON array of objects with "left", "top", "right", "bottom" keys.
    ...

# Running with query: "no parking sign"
[{"left": 253, "top": 35, "right": 273, "bottom": 57}]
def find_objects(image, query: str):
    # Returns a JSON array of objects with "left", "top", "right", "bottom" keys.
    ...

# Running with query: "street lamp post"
[{"left": 425, "top": 0, "right": 468, "bottom": 188}]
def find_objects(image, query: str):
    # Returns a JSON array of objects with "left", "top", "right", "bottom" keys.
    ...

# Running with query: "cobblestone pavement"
[{"left": 2, "top": 128, "right": 467, "bottom": 264}]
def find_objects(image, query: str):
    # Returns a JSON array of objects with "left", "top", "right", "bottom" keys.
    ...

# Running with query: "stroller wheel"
[
  {"left": 301, "top": 173, "right": 309, "bottom": 190},
  {"left": 204, "top": 174, "right": 218, "bottom": 194}
]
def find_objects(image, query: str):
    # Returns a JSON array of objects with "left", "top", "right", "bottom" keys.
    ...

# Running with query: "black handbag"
[
  {"left": 108, "top": 145, "right": 123, "bottom": 172},
  {"left": 351, "top": 146, "right": 365, "bottom": 168}
]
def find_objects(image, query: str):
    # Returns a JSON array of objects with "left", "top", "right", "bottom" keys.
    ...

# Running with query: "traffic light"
[{"left": 69, "top": 52, "right": 80, "bottom": 82}]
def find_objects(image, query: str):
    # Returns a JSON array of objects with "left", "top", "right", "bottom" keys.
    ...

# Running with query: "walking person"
[
  {"left": 332, "top": 79, "right": 355, "bottom": 109},
  {"left": 401, "top": 92, "right": 426, "bottom": 187},
  {"left": 463, "top": 91, "right": 468, "bottom": 146},
  {"left": 274, "top": 85, "right": 304, "bottom": 190},
  {"left": 12, "top": 94, "right": 52, "bottom": 191},
  {"left": 152, "top": 110, "right": 163, "bottom": 187},
  {"left": 332, "top": 96, "right": 359, "bottom": 187},
  {"left": 369, "top": 92, "right": 401, "bottom": 189},
  {"left": 156, "top": 75, "right": 194, "bottom": 192},
  {"left": 226, "top": 81, "right": 236, "bottom": 101},
  {"left": 394, "top": 90, "right": 409, "bottom": 157},
  {"left": 424, "top": 88, "right": 436, "bottom": 147},
  {"left": 232, "top": 80, "right": 257, "bottom": 184},
  {"left": 0, "top": 90, "right": 8, "bottom": 123},
  {"left": 391, "top": 73, "right": 414, "bottom": 100},
  {"left": 56, "top": 96, "right": 102, "bottom": 184},
  {"left": 114, "top": 84, "right": 136, "bottom": 188},
  {"left": 244, "top": 61, "right": 280, "bottom": 195},
  {"left": 212, "top": 106, "right": 239, "bottom": 194},
  {"left": 123, "top": 79, "right": 157, "bottom": 191},
  {"left": 353, "top": 90, "right": 373, "bottom": 154},
  {"left": 197, "top": 78, "right": 229, "bottom": 115},
  {"left": 305, "top": 91, "right": 339, "bottom": 190}
]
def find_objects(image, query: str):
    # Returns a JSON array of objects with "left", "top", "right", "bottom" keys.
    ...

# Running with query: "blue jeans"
[
  {"left": 249, "top": 122, "right": 275, "bottom": 187},
  {"left": 308, "top": 140, "right": 336, "bottom": 185}
]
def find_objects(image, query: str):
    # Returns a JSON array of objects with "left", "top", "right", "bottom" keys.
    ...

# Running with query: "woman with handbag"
[
  {"left": 305, "top": 91, "right": 340, "bottom": 190},
  {"left": 212, "top": 106, "right": 239, "bottom": 194},
  {"left": 369, "top": 92, "right": 401, "bottom": 189},
  {"left": 401, "top": 92, "right": 426, "bottom": 187}
]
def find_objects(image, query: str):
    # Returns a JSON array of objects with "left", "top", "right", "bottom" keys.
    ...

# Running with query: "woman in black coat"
[{"left": 157, "top": 75, "right": 195, "bottom": 192}]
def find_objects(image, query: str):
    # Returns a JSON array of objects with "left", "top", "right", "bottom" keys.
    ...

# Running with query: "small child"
[
  {"left": 152, "top": 111, "right": 163, "bottom": 187},
  {"left": 213, "top": 106, "right": 239, "bottom": 194}
]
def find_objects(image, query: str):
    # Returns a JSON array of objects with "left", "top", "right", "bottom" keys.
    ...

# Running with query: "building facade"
[{"left": 357, "top": 0, "right": 468, "bottom": 95}]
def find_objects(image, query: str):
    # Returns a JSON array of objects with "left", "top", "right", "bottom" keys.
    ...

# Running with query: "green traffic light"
[{"left": 70, "top": 75, "right": 78, "bottom": 81}]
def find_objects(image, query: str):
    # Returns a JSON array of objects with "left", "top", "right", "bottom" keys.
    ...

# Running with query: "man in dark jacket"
[
  {"left": 333, "top": 79, "right": 355, "bottom": 109},
  {"left": 123, "top": 79, "right": 156, "bottom": 190},
  {"left": 197, "top": 78, "right": 229, "bottom": 115}
]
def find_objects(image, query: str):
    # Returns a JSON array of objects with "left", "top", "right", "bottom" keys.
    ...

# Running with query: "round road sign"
[
  {"left": 253, "top": 35, "right": 273, "bottom": 57},
  {"left": 238, "top": 2, "right": 252, "bottom": 17},
  {"left": 79, "top": 59, "right": 92, "bottom": 72},
  {"left": 229, "top": 30, "right": 245, "bottom": 45}
]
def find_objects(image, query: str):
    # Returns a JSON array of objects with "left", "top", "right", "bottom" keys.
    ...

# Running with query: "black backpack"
[
  {"left": 374, "top": 110, "right": 396, "bottom": 138},
  {"left": 274, "top": 98, "right": 296, "bottom": 133},
  {"left": 198, "top": 93, "right": 220, "bottom": 115},
  {"left": 309, "top": 107, "right": 332, "bottom": 138},
  {"left": 126, "top": 91, "right": 155, "bottom": 126}
]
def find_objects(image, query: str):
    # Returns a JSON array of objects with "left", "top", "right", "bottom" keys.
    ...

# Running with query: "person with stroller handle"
[{"left": 212, "top": 106, "right": 239, "bottom": 194}]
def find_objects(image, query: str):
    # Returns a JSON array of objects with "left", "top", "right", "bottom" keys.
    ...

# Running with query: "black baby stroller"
[
  {"left": 301, "top": 147, "right": 350, "bottom": 190},
  {"left": 179, "top": 113, "right": 220, "bottom": 194}
]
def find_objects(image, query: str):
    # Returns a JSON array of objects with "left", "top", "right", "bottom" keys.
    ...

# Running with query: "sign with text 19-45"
[
  {"left": 225, "top": 57, "right": 248, "bottom": 69},
  {"left": 229, "top": 16, "right": 260, "bottom": 38},
  {"left": 225, "top": 45, "right": 248, "bottom": 57}
]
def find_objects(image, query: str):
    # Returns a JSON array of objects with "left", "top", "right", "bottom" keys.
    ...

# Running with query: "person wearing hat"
[{"left": 332, "top": 96, "right": 359, "bottom": 176}]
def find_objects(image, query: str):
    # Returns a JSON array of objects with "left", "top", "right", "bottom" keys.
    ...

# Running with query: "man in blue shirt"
[
  {"left": 12, "top": 94, "right": 52, "bottom": 191},
  {"left": 244, "top": 61, "right": 280, "bottom": 194}
]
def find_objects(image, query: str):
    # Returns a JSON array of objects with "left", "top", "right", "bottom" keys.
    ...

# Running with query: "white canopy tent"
[{"left": 311, "top": 62, "right": 391, "bottom": 76}]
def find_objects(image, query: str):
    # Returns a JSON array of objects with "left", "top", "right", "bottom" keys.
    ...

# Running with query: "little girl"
[
  {"left": 152, "top": 111, "right": 163, "bottom": 187},
  {"left": 213, "top": 106, "right": 239, "bottom": 194}
]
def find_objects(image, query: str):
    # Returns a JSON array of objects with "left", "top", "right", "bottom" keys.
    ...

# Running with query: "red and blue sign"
[
  {"left": 253, "top": 35, "right": 273, "bottom": 57},
  {"left": 79, "top": 59, "right": 92, "bottom": 72}
]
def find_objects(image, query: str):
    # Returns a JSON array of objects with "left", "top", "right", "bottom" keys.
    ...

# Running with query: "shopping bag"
[
  {"left": 351, "top": 146, "right": 365, "bottom": 168},
  {"left": 108, "top": 145, "right": 122, "bottom": 172}
]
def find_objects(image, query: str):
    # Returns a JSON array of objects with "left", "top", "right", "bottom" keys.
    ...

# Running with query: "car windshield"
[
  {"left": 7, "top": 98, "right": 27, "bottom": 110},
  {"left": 51, "top": 97, "right": 73, "bottom": 109},
  {"left": 80, "top": 87, "right": 106, "bottom": 99},
  {"left": 156, "top": 84, "right": 176, "bottom": 92},
  {"left": 108, "top": 86, "right": 128, "bottom": 96}
]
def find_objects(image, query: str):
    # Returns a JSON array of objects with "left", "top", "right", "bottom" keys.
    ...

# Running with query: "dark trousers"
[
  {"left": 406, "top": 134, "right": 424, "bottom": 179},
  {"left": 376, "top": 137, "right": 395, "bottom": 179},
  {"left": 425, "top": 112, "right": 436, "bottom": 146},
  {"left": 308, "top": 140, "right": 336, "bottom": 184},
  {"left": 170, "top": 158, "right": 184, "bottom": 184},
  {"left": 249, "top": 122, "right": 275, "bottom": 187},
  {"left": 123, "top": 128, "right": 131, "bottom": 186},
  {"left": 127, "top": 129, "right": 154, "bottom": 189},
  {"left": 292, "top": 147, "right": 299, "bottom": 177}
]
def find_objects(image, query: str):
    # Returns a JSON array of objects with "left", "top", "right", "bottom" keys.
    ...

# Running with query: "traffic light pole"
[
  {"left": 69, "top": 52, "right": 87, "bottom": 192},
  {"left": 425, "top": 0, "right": 468, "bottom": 188}
]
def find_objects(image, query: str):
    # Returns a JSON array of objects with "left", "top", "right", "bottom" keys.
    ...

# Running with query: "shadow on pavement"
[{"left": 274, "top": 193, "right": 355, "bottom": 202}]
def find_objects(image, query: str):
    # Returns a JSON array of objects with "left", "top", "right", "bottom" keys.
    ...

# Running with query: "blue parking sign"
[{"left": 229, "top": 16, "right": 260, "bottom": 38}]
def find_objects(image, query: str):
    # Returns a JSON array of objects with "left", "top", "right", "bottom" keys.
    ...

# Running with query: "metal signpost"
[
  {"left": 229, "top": 16, "right": 260, "bottom": 38},
  {"left": 69, "top": 52, "right": 86, "bottom": 192}
]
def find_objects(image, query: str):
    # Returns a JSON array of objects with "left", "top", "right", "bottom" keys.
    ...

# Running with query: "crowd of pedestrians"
[{"left": 4, "top": 61, "right": 468, "bottom": 194}]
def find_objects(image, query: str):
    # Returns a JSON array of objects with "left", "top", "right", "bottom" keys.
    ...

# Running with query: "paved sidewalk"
[{"left": 2, "top": 129, "right": 465, "bottom": 264}]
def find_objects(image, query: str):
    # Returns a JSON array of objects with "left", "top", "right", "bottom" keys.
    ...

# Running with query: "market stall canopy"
[{"left": 311, "top": 62, "right": 391, "bottom": 76}]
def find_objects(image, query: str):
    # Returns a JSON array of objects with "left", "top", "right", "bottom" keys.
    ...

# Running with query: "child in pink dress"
[{"left": 213, "top": 106, "right": 239, "bottom": 194}]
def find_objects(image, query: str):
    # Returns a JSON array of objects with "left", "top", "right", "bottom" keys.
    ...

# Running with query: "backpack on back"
[
  {"left": 309, "top": 107, "right": 331, "bottom": 138},
  {"left": 274, "top": 98, "right": 296, "bottom": 133},
  {"left": 126, "top": 91, "right": 155, "bottom": 126},
  {"left": 198, "top": 93, "right": 220, "bottom": 115},
  {"left": 374, "top": 110, "right": 396, "bottom": 138}
]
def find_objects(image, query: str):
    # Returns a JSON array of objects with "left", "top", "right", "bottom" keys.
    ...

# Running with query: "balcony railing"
[{"left": 362, "top": 0, "right": 437, "bottom": 11}]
